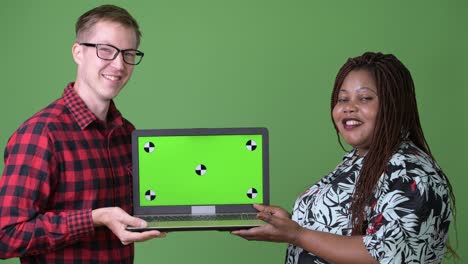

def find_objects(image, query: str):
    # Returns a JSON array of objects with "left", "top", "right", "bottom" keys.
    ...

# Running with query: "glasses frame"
[{"left": 79, "top": 43, "right": 145, "bottom": 65}]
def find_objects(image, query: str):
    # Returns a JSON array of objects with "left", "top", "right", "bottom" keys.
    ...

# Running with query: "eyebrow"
[{"left": 339, "top": 87, "right": 377, "bottom": 94}]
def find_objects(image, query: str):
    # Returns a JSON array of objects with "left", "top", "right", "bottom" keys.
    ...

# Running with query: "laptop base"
[{"left": 126, "top": 218, "right": 265, "bottom": 232}]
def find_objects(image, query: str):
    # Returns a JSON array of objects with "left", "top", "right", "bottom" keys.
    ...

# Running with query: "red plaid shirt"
[{"left": 0, "top": 83, "right": 135, "bottom": 263}]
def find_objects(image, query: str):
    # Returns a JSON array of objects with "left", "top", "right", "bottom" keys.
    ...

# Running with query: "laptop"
[{"left": 127, "top": 127, "right": 269, "bottom": 231}]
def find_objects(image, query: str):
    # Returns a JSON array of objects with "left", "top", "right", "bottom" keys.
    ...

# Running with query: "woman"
[{"left": 232, "top": 52, "right": 455, "bottom": 264}]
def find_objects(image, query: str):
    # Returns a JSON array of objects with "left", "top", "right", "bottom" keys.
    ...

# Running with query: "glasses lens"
[
  {"left": 96, "top": 44, "right": 118, "bottom": 60},
  {"left": 93, "top": 44, "right": 143, "bottom": 65},
  {"left": 123, "top": 51, "right": 143, "bottom": 65}
]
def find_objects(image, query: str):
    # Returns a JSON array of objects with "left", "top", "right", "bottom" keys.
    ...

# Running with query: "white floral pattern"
[{"left": 286, "top": 141, "right": 452, "bottom": 264}]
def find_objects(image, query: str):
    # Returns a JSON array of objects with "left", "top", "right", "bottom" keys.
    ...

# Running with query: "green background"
[
  {"left": 0, "top": 0, "right": 466, "bottom": 263},
  {"left": 138, "top": 135, "right": 263, "bottom": 205}
]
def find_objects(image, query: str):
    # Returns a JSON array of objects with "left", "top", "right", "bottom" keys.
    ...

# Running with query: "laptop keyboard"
[{"left": 144, "top": 213, "right": 258, "bottom": 222}]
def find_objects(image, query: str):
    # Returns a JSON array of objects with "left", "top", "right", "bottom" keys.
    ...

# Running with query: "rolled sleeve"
[{"left": 67, "top": 209, "right": 94, "bottom": 242}]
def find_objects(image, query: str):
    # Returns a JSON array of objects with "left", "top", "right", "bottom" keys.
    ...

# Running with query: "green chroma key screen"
[{"left": 137, "top": 134, "right": 264, "bottom": 206}]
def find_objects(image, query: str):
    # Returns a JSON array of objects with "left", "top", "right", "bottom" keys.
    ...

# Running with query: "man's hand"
[{"left": 92, "top": 207, "right": 166, "bottom": 245}]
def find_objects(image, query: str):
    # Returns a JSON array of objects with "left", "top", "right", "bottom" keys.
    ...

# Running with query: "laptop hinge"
[{"left": 191, "top": 206, "right": 215, "bottom": 215}]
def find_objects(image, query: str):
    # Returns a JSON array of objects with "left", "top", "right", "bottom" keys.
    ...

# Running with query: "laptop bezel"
[{"left": 131, "top": 127, "right": 270, "bottom": 216}]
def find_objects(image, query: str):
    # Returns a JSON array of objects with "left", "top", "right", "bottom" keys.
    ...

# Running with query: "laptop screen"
[{"left": 132, "top": 128, "right": 269, "bottom": 212}]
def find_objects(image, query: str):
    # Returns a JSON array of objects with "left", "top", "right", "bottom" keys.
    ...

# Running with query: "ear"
[{"left": 72, "top": 42, "right": 83, "bottom": 65}]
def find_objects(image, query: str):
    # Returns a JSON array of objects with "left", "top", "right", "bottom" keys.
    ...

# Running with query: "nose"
[
  {"left": 110, "top": 51, "right": 126, "bottom": 69},
  {"left": 343, "top": 101, "right": 357, "bottom": 113}
]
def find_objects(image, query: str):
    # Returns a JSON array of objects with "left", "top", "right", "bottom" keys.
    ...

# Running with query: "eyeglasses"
[{"left": 79, "top": 43, "right": 144, "bottom": 65}]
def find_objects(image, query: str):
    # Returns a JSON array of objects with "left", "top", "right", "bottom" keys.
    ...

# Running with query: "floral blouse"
[{"left": 285, "top": 141, "right": 452, "bottom": 264}]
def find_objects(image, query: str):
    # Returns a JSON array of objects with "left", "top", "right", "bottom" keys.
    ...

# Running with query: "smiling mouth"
[
  {"left": 342, "top": 119, "right": 362, "bottom": 129},
  {"left": 102, "top": 74, "right": 121, "bottom": 81}
]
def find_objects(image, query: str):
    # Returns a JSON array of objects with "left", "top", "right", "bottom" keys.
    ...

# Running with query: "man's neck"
[
  {"left": 90, "top": 104, "right": 109, "bottom": 121},
  {"left": 73, "top": 82, "right": 110, "bottom": 121}
]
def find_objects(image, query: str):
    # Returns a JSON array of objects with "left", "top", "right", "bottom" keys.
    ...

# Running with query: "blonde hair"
[{"left": 75, "top": 4, "right": 142, "bottom": 47}]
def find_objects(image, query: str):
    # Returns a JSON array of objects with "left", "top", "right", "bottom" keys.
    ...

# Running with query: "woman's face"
[{"left": 332, "top": 69, "right": 379, "bottom": 156}]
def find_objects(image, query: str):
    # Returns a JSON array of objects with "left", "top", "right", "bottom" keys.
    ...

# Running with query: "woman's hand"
[{"left": 231, "top": 204, "right": 303, "bottom": 244}]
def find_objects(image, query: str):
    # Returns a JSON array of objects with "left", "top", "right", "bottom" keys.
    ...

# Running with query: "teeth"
[
  {"left": 103, "top": 74, "right": 120, "bottom": 81},
  {"left": 346, "top": 120, "right": 362, "bottom": 126}
]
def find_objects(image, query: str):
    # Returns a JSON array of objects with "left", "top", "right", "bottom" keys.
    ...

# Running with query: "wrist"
[
  {"left": 290, "top": 226, "right": 305, "bottom": 246},
  {"left": 91, "top": 208, "right": 108, "bottom": 227}
]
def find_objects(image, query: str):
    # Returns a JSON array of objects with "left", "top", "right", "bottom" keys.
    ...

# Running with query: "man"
[{"left": 0, "top": 5, "right": 164, "bottom": 263}]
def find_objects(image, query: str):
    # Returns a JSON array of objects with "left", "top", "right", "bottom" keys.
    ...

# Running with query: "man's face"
[{"left": 73, "top": 20, "right": 138, "bottom": 105}]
